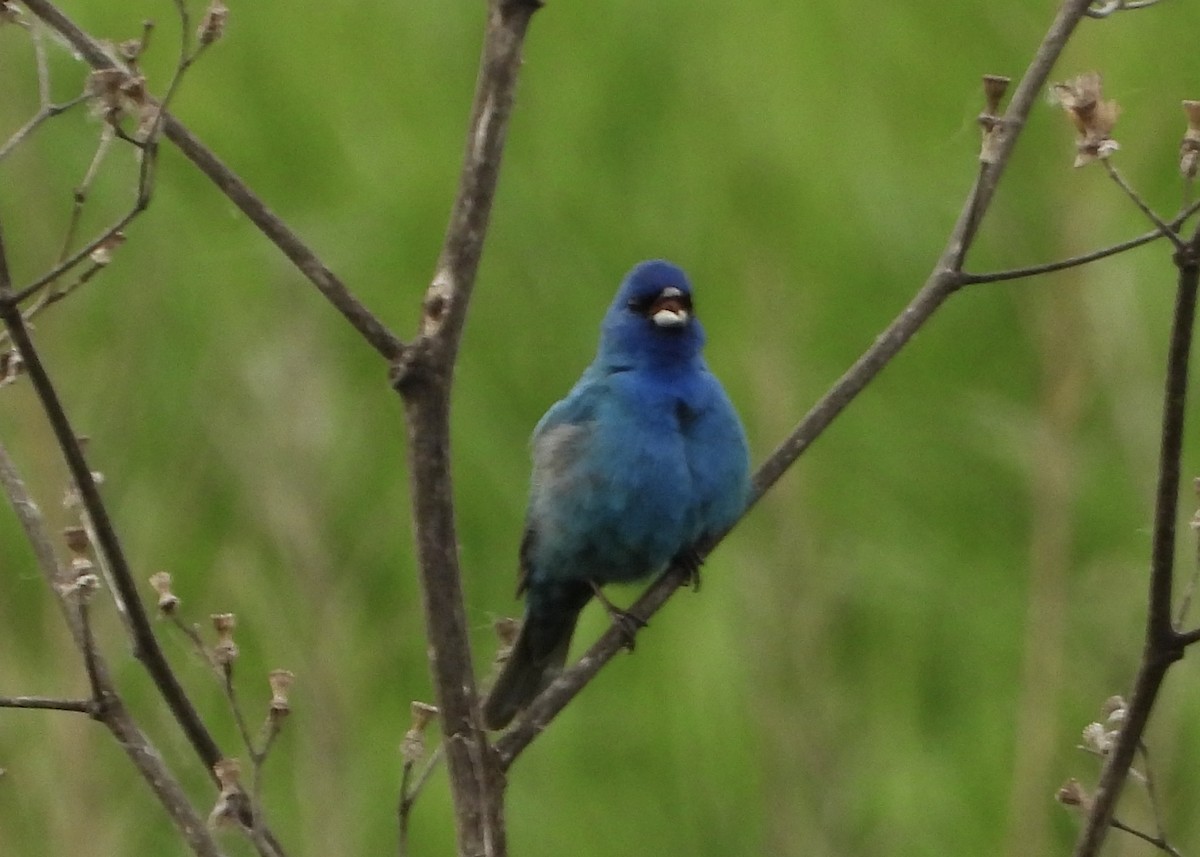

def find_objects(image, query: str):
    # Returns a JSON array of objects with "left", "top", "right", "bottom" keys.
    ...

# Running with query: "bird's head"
[{"left": 598, "top": 260, "right": 705, "bottom": 369}]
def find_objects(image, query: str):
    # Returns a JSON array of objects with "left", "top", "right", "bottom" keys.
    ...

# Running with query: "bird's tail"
[{"left": 481, "top": 602, "right": 582, "bottom": 731}]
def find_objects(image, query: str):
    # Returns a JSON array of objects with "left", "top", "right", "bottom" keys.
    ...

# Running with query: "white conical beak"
[{"left": 651, "top": 287, "right": 689, "bottom": 327}]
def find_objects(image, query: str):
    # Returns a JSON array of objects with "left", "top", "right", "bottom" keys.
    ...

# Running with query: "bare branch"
[
  {"left": 399, "top": 746, "right": 444, "bottom": 857},
  {"left": 0, "top": 215, "right": 297, "bottom": 857},
  {"left": 1071, "top": 224, "right": 1200, "bottom": 857},
  {"left": 962, "top": 198, "right": 1200, "bottom": 286},
  {"left": 1111, "top": 817, "right": 1185, "bottom": 857},
  {"left": 750, "top": 0, "right": 1095, "bottom": 506},
  {"left": 0, "top": 439, "right": 228, "bottom": 857},
  {"left": 390, "top": 0, "right": 545, "bottom": 852},
  {"left": 0, "top": 695, "right": 94, "bottom": 713},
  {"left": 0, "top": 94, "right": 88, "bottom": 162},
  {"left": 1103, "top": 160, "right": 1188, "bottom": 253},
  {"left": 961, "top": 229, "right": 1162, "bottom": 284},
  {"left": 17, "top": 0, "right": 405, "bottom": 362},
  {"left": 0, "top": 240, "right": 226, "bottom": 770}
]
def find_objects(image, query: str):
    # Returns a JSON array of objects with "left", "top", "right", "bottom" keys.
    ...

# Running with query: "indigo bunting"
[{"left": 480, "top": 260, "right": 750, "bottom": 730}]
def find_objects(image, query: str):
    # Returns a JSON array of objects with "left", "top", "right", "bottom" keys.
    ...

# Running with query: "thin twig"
[
  {"left": 0, "top": 216, "right": 233, "bottom": 784},
  {"left": 17, "top": 0, "right": 405, "bottom": 362},
  {"left": 0, "top": 94, "right": 89, "bottom": 162},
  {"left": 7, "top": 2, "right": 201, "bottom": 320},
  {"left": 0, "top": 18, "right": 92, "bottom": 161},
  {"left": 0, "top": 438, "right": 228, "bottom": 857},
  {"left": 223, "top": 667, "right": 257, "bottom": 760},
  {"left": 1176, "top": 482, "right": 1200, "bottom": 627},
  {"left": 1071, "top": 225, "right": 1200, "bottom": 857},
  {"left": 961, "top": 228, "right": 1161, "bottom": 284},
  {"left": 963, "top": 198, "right": 1200, "bottom": 286},
  {"left": 1111, "top": 817, "right": 1185, "bottom": 857},
  {"left": 1138, "top": 742, "right": 1170, "bottom": 844},
  {"left": 398, "top": 745, "right": 444, "bottom": 857},
  {"left": 76, "top": 599, "right": 106, "bottom": 706},
  {"left": 1103, "top": 160, "right": 1188, "bottom": 253},
  {"left": 33, "top": 17, "right": 50, "bottom": 105},
  {"left": 0, "top": 695, "right": 94, "bottom": 713},
  {"left": 4, "top": 205, "right": 144, "bottom": 307}
]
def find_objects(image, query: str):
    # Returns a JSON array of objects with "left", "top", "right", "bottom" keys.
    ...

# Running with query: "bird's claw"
[
  {"left": 610, "top": 608, "right": 647, "bottom": 652},
  {"left": 589, "top": 581, "right": 647, "bottom": 651},
  {"left": 675, "top": 548, "right": 705, "bottom": 592}
]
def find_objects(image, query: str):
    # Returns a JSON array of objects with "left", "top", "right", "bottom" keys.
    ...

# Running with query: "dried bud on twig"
[
  {"left": 63, "top": 526, "right": 90, "bottom": 555},
  {"left": 0, "top": 349, "right": 23, "bottom": 388},
  {"left": 268, "top": 669, "right": 295, "bottom": 718},
  {"left": 198, "top": 1, "right": 229, "bottom": 46},
  {"left": 1180, "top": 101, "right": 1200, "bottom": 181},
  {"left": 118, "top": 38, "right": 143, "bottom": 63},
  {"left": 148, "top": 571, "right": 180, "bottom": 615},
  {"left": 1056, "top": 778, "right": 1092, "bottom": 810},
  {"left": 1050, "top": 72, "right": 1120, "bottom": 167},
  {"left": 401, "top": 701, "right": 440, "bottom": 765},
  {"left": 58, "top": 526, "right": 100, "bottom": 601},
  {"left": 208, "top": 758, "right": 249, "bottom": 830},
  {"left": 89, "top": 232, "right": 126, "bottom": 266},
  {"left": 493, "top": 616, "right": 520, "bottom": 651},
  {"left": 978, "top": 74, "right": 1011, "bottom": 164},
  {"left": 86, "top": 68, "right": 146, "bottom": 126},
  {"left": 1081, "top": 721, "right": 1117, "bottom": 755},
  {"left": 213, "top": 757, "right": 241, "bottom": 790},
  {"left": 211, "top": 613, "right": 238, "bottom": 666}
]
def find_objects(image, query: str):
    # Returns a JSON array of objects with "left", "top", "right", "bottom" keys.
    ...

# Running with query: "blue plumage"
[{"left": 481, "top": 260, "right": 750, "bottom": 730}]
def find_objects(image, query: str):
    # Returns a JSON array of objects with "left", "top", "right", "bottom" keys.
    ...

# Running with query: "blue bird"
[{"left": 481, "top": 260, "right": 750, "bottom": 730}]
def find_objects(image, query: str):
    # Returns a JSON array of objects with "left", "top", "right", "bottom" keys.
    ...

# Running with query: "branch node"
[{"left": 388, "top": 341, "right": 431, "bottom": 394}]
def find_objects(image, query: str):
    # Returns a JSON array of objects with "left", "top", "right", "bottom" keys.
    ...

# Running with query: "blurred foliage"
[{"left": 3, "top": 1, "right": 1200, "bottom": 856}]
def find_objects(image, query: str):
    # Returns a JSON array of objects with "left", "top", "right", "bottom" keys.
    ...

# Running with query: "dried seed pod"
[
  {"left": 268, "top": 669, "right": 295, "bottom": 718},
  {"left": 148, "top": 571, "right": 180, "bottom": 615},
  {"left": 211, "top": 613, "right": 238, "bottom": 666},
  {"left": 1050, "top": 72, "right": 1120, "bottom": 167},
  {"left": 198, "top": 0, "right": 229, "bottom": 46}
]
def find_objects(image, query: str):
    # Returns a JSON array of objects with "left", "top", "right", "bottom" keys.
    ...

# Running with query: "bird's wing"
[{"left": 515, "top": 377, "right": 605, "bottom": 595}]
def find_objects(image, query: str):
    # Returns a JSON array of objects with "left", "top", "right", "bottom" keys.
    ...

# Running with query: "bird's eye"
[{"left": 626, "top": 295, "right": 655, "bottom": 313}]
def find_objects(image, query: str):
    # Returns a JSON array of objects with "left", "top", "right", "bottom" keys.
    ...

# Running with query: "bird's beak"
[{"left": 650, "top": 287, "right": 689, "bottom": 328}]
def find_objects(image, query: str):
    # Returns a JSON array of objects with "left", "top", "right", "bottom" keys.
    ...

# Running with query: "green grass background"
[{"left": 4, "top": 1, "right": 1200, "bottom": 855}]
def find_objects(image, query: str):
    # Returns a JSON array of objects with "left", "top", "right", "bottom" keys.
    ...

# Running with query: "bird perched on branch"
[{"left": 481, "top": 260, "right": 750, "bottom": 730}]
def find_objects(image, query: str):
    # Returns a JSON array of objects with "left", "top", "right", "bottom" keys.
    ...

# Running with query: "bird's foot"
[
  {"left": 588, "top": 581, "right": 646, "bottom": 652},
  {"left": 675, "top": 547, "right": 705, "bottom": 592}
]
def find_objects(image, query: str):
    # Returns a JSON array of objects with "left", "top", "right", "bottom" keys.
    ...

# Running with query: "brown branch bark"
[
  {"left": 0, "top": 695, "right": 94, "bottom": 712},
  {"left": 390, "top": 1, "right": 541, "bottom": 854},
  {"left": 1070, "top": 225, "right": 1200, "bottom": 857}
]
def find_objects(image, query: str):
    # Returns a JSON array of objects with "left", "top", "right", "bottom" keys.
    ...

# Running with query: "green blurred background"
[{"left": 4, "top": 1, "right": 1200, "bottom": 855}]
